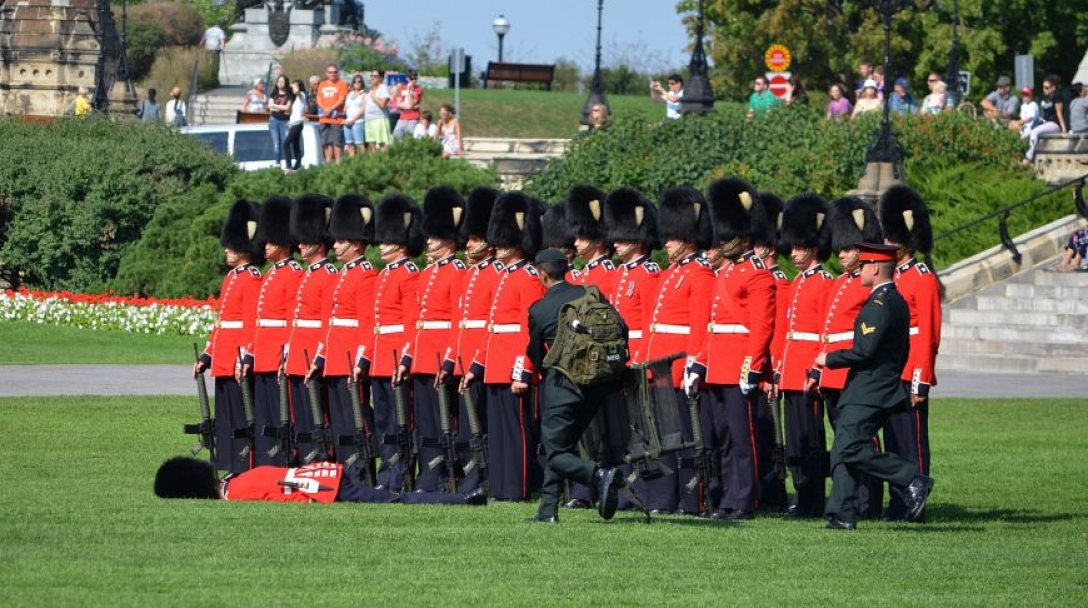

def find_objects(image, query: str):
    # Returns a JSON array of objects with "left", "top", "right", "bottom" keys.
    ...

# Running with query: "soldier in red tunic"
[
  {"left": 462, "top": 191, "right": 547, "bottom": 501},
  {"left": 603, "top": 188, "right": 661, "bottom": 366},
  {"left": 195, "top": 200, "right": 264, "bottom": 474},
  {"left": 284, "top": 195, "right": 338, "bottom": 462},
  {"left": 400, "top": 186, "right": 468, "bottom": 492},
  {"left": 241, "top": 196, "right": 302, "bottom": 466},
  {"left": 645, "top": 186, "right": 715, "bottom": 515},
  {"left": 808, "top": 196, "right": 885, "bottom": 519},
  {"left": 367, "top": 194, "right": 424, "bottom": 491},
  {"left": 315, "top": 194, "right": 377, "bottom": 468},
  {"left": 687, "top": 178, "right": 775, "bottom": 520},
  {"left": 777, "top": 194, "right": 835, "bottom": 517},
  {"left": 880, "top": 185, "right": 941, "bottom": 521}
]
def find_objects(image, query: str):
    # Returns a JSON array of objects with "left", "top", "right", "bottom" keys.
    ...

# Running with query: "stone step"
[
  {"left": 940, "top": 336, "right": 1088, "bottom": 358},
  {"left": 1029, "top": 269, "right": 1088, "bottom": 286},
  {"left": 1001, "top": 283, "right": 1088, "bottom": 300},
  {"left": 946, "top": 309, "right": 1087, "bottom": 327},
  {"left": 972, "top": 295, "right": 1088, "bottom": 314},
  {"left": 938, "top": 353, "right": 1088, "bottom": 374},
  {"left": 941, "top": 323, "right": 1086, "bottom": 344}
]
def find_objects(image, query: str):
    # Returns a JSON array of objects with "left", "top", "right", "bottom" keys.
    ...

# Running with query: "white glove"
[
  {"left": 683, "top": 372, "right": 701, "bottom": 397},
  {"left": 739, "top": 381, "right": 756, "bottom": 395}
]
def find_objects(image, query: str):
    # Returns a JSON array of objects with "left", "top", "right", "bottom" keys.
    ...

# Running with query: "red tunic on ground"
[{"left": 223, "top": 461, "right": 342, "bottom": 503}]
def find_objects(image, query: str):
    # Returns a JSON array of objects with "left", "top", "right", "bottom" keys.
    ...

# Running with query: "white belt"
[
  {"left": 375, "top": 324, "right": 405, "bottom": 335},
  {"left": 651, "top": 323, "right": 690, "bottom": 335},
  {"left": 331, "top": 317, "right": 359, "bottom": 328},
  {"left": 294, "top": 319, "right": 323, "bottom": 329},
  {"left": 460, "top": 319, "right": 487, "bottom": 329},
  {"left": 218, "top": 320, "right": 244, "bottom": 329},
  {"left": 628, "top": 330, "right": 643, "bottom": 340},
  {"left": 418, "top": 320, "right": 452, "bottom": 330},
  {"left": 257, "top": 319, "right": 287, "bottom": 328},
  {"left": 489, "top": 323, "right": 521, "bottom": 334},
  {"left": 710, "top": 323, "right": 749, "bottom": 334},
  {"left": 909, "top": 326, "right": 920, "bottom": 336},
  {"left": 824, "top": 331, "right": 853, "bottom": 344},
  {"left": 788, "top": 331, "right": 821, "bottom": 341}
]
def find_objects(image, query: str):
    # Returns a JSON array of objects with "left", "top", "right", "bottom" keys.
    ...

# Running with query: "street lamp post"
[
  {"left": 492, "top": 15, "right": 510, "bottom": 63},
  {"left": 580, "top": 0, "right": 609, "bottom": 126},
  {"left": 680, "top": 0, "right": 714, "bottom": 115},
  {"left": 944, "top": 0, "right": 961, "bottom": 108}
]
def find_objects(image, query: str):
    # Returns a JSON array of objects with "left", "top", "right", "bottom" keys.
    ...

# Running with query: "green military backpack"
[{"left": 543, "top": 285, "right": 628, "bottom": 387}]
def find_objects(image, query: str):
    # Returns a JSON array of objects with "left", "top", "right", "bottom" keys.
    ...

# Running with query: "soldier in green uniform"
[{"left": 815, "top": 243, "right": 935, "bottom": 530}]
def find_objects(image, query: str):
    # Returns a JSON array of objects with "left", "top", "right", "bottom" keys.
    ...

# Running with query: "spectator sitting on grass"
[{"left": 413, "top": 110, "right": 437, "bottom": 139}]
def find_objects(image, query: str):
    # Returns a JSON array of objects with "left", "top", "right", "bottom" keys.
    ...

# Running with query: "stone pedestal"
[{"left": 219, "top": 3, "right": 342, "bottom": 86}]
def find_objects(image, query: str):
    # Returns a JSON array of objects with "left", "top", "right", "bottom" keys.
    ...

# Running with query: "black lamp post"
[
  {"left": 580, "top": 0, "right": 609, "bottom": 126},
  {"left": 492, "top": 15, "right": 509, "bottom": 63},
  {"left": 680, "top": 0, "right": 714, "bottom": 114},
  {"left": 944, "top": 0, "right": 961, "bottom": 108}
]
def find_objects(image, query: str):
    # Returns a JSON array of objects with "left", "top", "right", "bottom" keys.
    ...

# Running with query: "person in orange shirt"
[{"left": 316, "top": 64, "right": 349, "bottom": 165}]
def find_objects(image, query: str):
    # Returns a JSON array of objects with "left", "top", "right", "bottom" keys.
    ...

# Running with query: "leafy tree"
[{"left": 403, "top": 22, "right": 450, "bottom": 76}]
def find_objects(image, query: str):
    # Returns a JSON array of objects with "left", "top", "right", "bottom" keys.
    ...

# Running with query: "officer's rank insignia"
[{"left": 861, "top": 322, "right": 876, "bottom": 335}]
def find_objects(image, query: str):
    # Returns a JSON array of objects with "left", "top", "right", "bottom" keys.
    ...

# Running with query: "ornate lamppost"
[
  {"left": 580, "top": 0, "right": 609, "bottom": 126},
  {"left": 492, "top": 15, "right": 510, "bottom": 62},
  {"left": 943, "top": 0, "right": 961, "bottom": 108},
  {"left": 680, "top": 0, "right": 714, "bottom": 114}
]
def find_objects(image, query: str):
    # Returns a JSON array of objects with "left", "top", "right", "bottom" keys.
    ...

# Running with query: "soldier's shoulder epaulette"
[
  {"left": 523, "top": 265, "right": 539, "bottom": 277},
  {"left": 916, "top": 263, "right": 931, "bottom": 274},
  {"left": 452, "top": 259, "right": 467, "bottom": 270},
  {"left": 772, "top": 269, "right": 788, "bottom": 280},
  {"left": 642, "top": 261, "right": 661, "bottom": 273},
  {"left": 601, "top": 259, "right": 615, "bottom": 271},
  {"left": 694, "top": 258, "right": 712, "bottom": 268},
  {"left": 569, "top": 268, "right": 581, "bottom": 280},
  {"left": 359, "top": 261, "right": 374, "bottom": 271},
  {"left": 288, "top": 260, "right": 303, "bottom": 271},
  {"left": 321, "top": 262, "right": 338, "bottom": 273},
  {"left": 750, "top": 256, "right": 767, "bottom": 270},
  {"left": 405, "top": 261, "right": 419, "bottom": 272},
  {"left": 819, "top": 270, "right": 834, "bottom": 280},
  {"left": 246, "top": 266, "right": 261, "bottom": 277}
]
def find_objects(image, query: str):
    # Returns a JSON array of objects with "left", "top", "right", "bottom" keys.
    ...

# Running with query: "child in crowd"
[{"left": 413, "top": 110, "right": 438, "bottom": 139}]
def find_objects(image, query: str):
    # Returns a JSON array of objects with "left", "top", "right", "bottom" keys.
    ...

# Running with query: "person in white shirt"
[
  {"left": 1014, "top": 86, "right": 1039, "bottom": 137},
  {"left": 412, "top": 110, "right": 438, "bottom": 139},
  {"left": 163, "top": 86, "right": 187, "bottom": 126},
  {"left": 650, "top": 73, "right": 684, "bottom": 120}
]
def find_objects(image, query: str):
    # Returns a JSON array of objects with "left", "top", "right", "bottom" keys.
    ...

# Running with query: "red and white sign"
[{"left": 767, "top": 71, "right": 791, "bottom": 99}]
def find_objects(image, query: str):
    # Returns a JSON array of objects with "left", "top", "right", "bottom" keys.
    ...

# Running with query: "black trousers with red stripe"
[
  {"left": 783, "top": 390, "right": 828, "bottom": 515},
  {"left": 883, "top": 383, "right": 930, "bottom": 518},
  {"left": 485, "top": 383, "right": 540, "bottom": 501},
  {"left": 413, "top": 375, "right": 455, "bottom": 492},
  {"left": 326, "top": 376, "right": 373, "bottom": 468},
  {"left": 456, "top": 382, "right": 488, "bottom": 494},
  {"left": 825, "top": 388, "right": 884, "bottom": 519},
  {"left": 287, "top": 375, "right": 324, "bottom": 465},
  {"left": 373, "top": 378, "right": 413, "bottom": 491},
  {"left": 253, "top": 373, "right": 289, "bottom": 467},
  {"left": 213, "top": 376, "right": 251, "bottom": 475},
  {"left": 702, "top": 385, "right": 762, "bottom": 513}
]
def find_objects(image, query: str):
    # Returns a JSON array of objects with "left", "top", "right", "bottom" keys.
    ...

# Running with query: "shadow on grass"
[{"left": 927, "top": 503, "right": 1084, "bottom": 525}]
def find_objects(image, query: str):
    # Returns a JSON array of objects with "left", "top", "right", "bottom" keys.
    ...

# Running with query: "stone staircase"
[
  {"left": 461, "top": 138, "right": 569, "bottom": 189},
  {"left": 190, "top": 86, "right": 246, "bottom": 126}
]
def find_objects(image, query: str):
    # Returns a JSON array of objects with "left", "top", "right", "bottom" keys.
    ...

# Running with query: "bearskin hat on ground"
[
  {"left": 422, "top": 185, "right": 467, "bottom": 245},
  {"left": 460, "top": 186, "right": 500, "bottom": 242},
  {"left": 290, "top": 194, "right": 334, "bottom": 247},
  {"left": 220, "top": 199, "right": 264, "bottom": 264},
  {"left": 879, "top": 185, "right": 932, "bottom": 254},
  {"left": 780, "top": 193, "right": 832, "bottom": 260},
  {"left": 255, "top": 195, "right": 294, "bottom": 248},
  {"left": 829, "top": 196, "right": 883, "bottom": 252},
  {"left": 754, "top": 191, "right": 785, "bottom": 250},
  {"left": 605, "top": 187, "right": 660, "bottom": 249},
  {"left": 541, "top": 203, "right": 574, "bottom": 250},
  {"left": 329, "top": 193, "right": 375, "bottom": 242},
  {"left": 488, "top": 191, "right": 543, "bottom": 257},
  {"left": 375, "top": 193, "right": 425, "bottom": 256},
  {"left": 707, "top": 177, "right": 764, "bottom": 247},
  {"left": 154, "top": 456, "right": 220, "bottom": 500},
  {"left": 565, "top": 184, "right": 609, "bottom": 241},
  {"left": 657, "top": 186, "right": 713, "bottom": 250}
]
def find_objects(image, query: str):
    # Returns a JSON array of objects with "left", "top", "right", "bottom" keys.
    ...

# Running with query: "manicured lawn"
[
  {"left": 1, "top": 395, "right": 1084, "bottom": 605},
  {"left": 0, "top": 321, "right": 195, "bottom": 364}
]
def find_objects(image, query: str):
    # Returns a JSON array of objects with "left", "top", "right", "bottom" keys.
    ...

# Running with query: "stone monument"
[{"left": 219, "top": 0, "right": 345, "bottom": 86}]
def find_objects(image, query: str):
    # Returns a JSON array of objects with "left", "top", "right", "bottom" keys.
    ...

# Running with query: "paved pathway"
[{"left": 0, "top": 365, "right": 1081, "bottom": 398}]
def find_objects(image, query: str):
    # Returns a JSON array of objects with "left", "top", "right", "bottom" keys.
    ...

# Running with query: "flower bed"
[{"left": 0, "top": 289, "right": 217, "bottom": 336}]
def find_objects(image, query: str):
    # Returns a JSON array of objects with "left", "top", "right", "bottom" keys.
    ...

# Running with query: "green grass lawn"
[
  {"left": 1, "top": 394, "right": 1085, "bottom": 605},
  {"left": 0, "top": 321, "right": 195, "bottom": 364}
]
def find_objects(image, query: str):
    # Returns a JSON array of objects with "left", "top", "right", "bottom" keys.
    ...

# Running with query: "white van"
[{"left": 181, "top": 123, "right": 323, "bottom": 171}]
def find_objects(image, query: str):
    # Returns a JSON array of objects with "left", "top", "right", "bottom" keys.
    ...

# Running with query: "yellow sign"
[{"left": 764, "top": 44, "right": 792, "bottom": 72}]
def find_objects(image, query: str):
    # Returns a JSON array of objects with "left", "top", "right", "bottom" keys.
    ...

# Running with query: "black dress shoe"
[
  {"left": 596, "top": 467, "right": 622, "bottom": 520},
  {"left": 906, "top": 475, "right": 935, "bottom": 522},
  {"left": 649, "top": 508, "right": 676, "bottom": 516},
  {"left": 462, "top": 489, "right": 488, "bottom": 506},
  {"left": 523, "top": 514, "right": 559, "bottom": 524},
  {"left": 562, "top": 498, "right": 592, "bottom": 509},
  {"left": 826, "top": 517, "right": 857, "bottom": 530},
  {"left": 710, "top": 509, "right": 732, "bottom": 520},
  {"left": 728, "top": 510, "right": 754, "bottom": 521}
]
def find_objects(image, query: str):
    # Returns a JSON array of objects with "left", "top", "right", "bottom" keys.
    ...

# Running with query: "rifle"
[
  {"left": 183, "top": 343, "right": 216, "bottom": 465},
  {"left": 342, "top": 352, "right": 377, "bottom": 486},
  {"left": 457, "top": 357, "right": 488, "bottom": 496},
  {"left": 430, "top": 354, "right": 459, "bottom": 494},
  {"left": 387, "top": 350, "right": 417, "bottom": 493},
  {"left": 297, "top": 348, "right": 332, "bottom": 464},
  {"left": 768, "top": 388, "right": 787, "bottom": 482},
  {"left": 684, "top": 390, "right": 715, "bottom": 517},
  {"left": 234, "top": 347, "right": 256, "bottom": 461},
  {"left": 262, "top": 346, "right": 294, "bottom": 462}
]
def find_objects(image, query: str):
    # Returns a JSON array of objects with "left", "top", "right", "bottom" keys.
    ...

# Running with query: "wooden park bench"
[{"left": 484, "top": 62, "right": 556, "bottom": 90}]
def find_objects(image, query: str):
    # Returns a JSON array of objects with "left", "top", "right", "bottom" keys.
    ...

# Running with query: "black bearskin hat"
[
  {"left": 754, "top": 191, "right": 785, "bottom": 250},
  {"left": 255, "top": 195, "right": 294, "bottom": 248},
  {"left": 290, "top": 194, "right": 334, "bottom": 247},
  {"left": 375, "top": 193, "right": 425, "bottom": 257},
  {"left": 220, "top": 199, "right": 264, "bottom": 264},
  {"left": 829, "top": 196, "right": 883, "bottom": 252},
  {"left": 565, "top": 184, "right": 609, "bottom": 241},
  {"left": 605, "top": 187, "right": 659, "bottom": 249},
  {"left": 460, "top": 186, "right": 500, "bottom": 242},
  {"left": 657, "top": 186, "right": 713, "bottom": 250},
  {"left": 541, "top": 203, "right": 574, "bottom": 249},
  {"left": 707, "top": 178, "right": 764, "bottom": 247},
  {"left": 880, "top": 185, "right": 932, "bottom": 254},
  {"left": 329, "top": 193, "right": 375, "bottom": 242},
  {"left": 488, "top": 191, "right": 543, "bottom": 257},
  {"left": 422, "top": 185, "right": 467, "bottom": 245},
  {"left": 154, "top": 456, "right": 220, "bottom": 499},
  {"left": 780, "top": 193, "right": 831, "bottom": 260}
]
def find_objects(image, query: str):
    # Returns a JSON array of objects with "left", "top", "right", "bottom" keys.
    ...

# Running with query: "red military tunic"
[
  {"left": 284, "top": 259, "right": 338, "bottom": 376},
  {"left": 223, "top": 461, "right": 342, "bottom": 503},
  {"left": 449, "top": 258, "right": 503, "bottom": 372},
  {"left": 608, "top": 255, "right": 661, "bottom": 364},
  {"left": 816, "top": 271, "right": 868, "bottom": 390},
  {"left": 644, "top": 253, "right": 716, "bottom": 385},
  {"left": 203, "top": 263, "right": 262, "bottom": 377},
  {"left": 480, "top": 259, "right": 547, "bottom": 384},
  {"left": 767, "top": 266, "right": 791, "bottom": 382},
  {"left": 404, "top": 254, "right": 467, "bottom": 375},
  {"left": 318, "top": 257, "right": 377, "bottom": 376},
  {"left": 246, "top": 258, "right": 303, "bottom": 373},
  {"left": 368, "top": 258, "right": 420, "bottom": 378},
  {"left": 778, "top": 265, "right": 835, "bottom": 391},
  {"left": 696, "top": 253, "right": 775, "bottom": 385},
  {"left": 571, "top": 254, "right": 617, "bottom": 296},
  {"left": 895, "top": 258, "right": 942, "bottom": 394}
]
